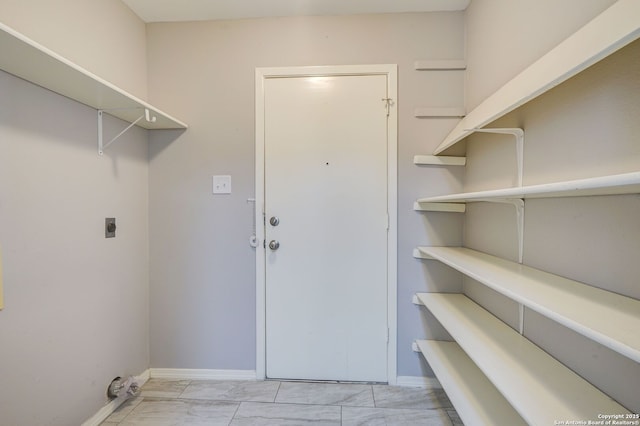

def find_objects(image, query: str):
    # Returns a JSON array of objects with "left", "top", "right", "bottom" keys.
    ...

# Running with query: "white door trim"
[{"left": 255, "top": 64, "right": 398, "bottom": 384}]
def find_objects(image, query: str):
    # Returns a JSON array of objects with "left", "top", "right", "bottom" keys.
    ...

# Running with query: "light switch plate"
[{"left": 213, "top": 175, "right": 232, "bottom": 194}]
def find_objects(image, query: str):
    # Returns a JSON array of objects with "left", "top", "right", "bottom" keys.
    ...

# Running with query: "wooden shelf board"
[
  {"left": 416, "top": 247, "right": 640, "bottom": 363},
  {"left": 414, "top": 340, "right": 526, "bottom": 426},
  {"left": 417, "top": 293, "right": 629, "bottom": 424},
  {"left": 434, "top": 0, "right": 640, "bottom": 154},
  {"left": 412, "top": 248, "right": 434, "bottom": 260},
  {"left": 414, "top": 60, "right": 466, "bottom": 70},
  {"left": 414, "top": 202, "right": 466, "bottom": 213},
  {"left": 414, "top": 155, "right": 466, "bottom": 166},
  {"left": 416, "top": 171, "right": 640, "bottom": 203},
  {"left": 0, "top": 22, "right": 187, "bottom": 130},
  {"left": 414, "top": 107, "right": 465, "bottom": 118}
]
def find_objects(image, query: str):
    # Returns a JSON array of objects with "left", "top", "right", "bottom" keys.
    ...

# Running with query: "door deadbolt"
[
  {"left": 269, "top": 240, "right": 280, "bottom": 250},
  {"left": 269, "top": 216, "right": 280, "bottom": 226}
]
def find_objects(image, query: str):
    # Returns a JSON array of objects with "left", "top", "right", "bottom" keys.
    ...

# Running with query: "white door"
[{"left": 264, "top": 74, "right": 389, "bottom": 382}]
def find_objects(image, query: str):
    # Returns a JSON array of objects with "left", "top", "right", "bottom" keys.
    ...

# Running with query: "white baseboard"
[
  {"left": 149, "top": 368, "right": 258, "bottom": 381},
  {"left": 81, "top": 369, "right": 150, "bottom": 426},
  {"left": 395, "top": 375, "right": 442, "bottom": 388}
]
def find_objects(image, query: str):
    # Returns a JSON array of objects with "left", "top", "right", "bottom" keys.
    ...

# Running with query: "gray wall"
[
  {"left": 0, "top": 0, "right": 148, "bottom": 99},
  {"left": 463, "top": 0, "right": 640, "bottom": 412},
  {"left": 0, "top": 71, "right": 150, "bottom": 425},
  {"left": 464, "top": 0, "right": 617, "bottom": 111},
  {"left": 146, "top": 13, "right": 466, "bottom": 376},
  {"left": 0, "top": 2, "right": 150, "bottom": 424}
]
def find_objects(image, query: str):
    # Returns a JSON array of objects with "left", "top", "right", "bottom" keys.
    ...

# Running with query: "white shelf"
[
  {"left": 413, "top": 202, "right": 465, "bottom": 213},
  {"left": 415, "top": 246, "right": 640, "bottom": 363},
  {"left": 416, "top": 293, "right": 630, "bottom": 424},
  {"left": 433, "top": 0, "right": 640, "bottom": 154},
  {"left": 413, "top": 340, "right": 526, "bottom": 426},
  {"left": 413, "top": 155, "right": 466, "bottom": 166},
  {"left": 414, "top": 60, "right": 466, "bottom": 70},
  {"left": 0, "top": 22, "right": 187, "bottom": 130},
  {"left": 417, "top": 171, "right": 640, "bottom": 204},
  {"left": 414, "top": 107, "right": 465, "bottom": 118},
  {"left": 412, "top": 249, "right": 434, "bottom": 260}
]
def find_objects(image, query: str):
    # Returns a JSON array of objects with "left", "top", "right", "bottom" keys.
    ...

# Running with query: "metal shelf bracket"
[
  {"left": 465, "top": 128, "right": 524, "bottom": 187},
  {"left": 476, "top": 198, "right": 525, "bottom": 264},
  {"left": 98, "top": 108, "right": 157, "bottom": 155}
]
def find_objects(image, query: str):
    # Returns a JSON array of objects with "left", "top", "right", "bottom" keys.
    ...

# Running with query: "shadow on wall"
[{"left": 148, "top": 128, "right": 187, "bottom": 160}]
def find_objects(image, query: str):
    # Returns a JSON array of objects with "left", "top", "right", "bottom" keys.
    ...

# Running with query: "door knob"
[
  {"left": 269, "top": 240, "right": 280, "bottom": 250},
  {"left": 270, "top": 216, "right": 280, "bottom": 226}
]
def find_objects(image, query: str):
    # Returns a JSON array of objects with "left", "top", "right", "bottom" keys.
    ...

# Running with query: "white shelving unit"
[
  {"left": 413, "top": 155, "right": 466, "bottom": 166},
  {"left": 433, "top": 0, "right": 640, "bottom": 154},
  {"left": 415, "top": 293, "right": 630, "bottom": 424},
  {"left": 0, "top": 22, "right": 187, "bottom": 132},
  {"left": 414, "top": 107, "right": 465, "bottom": 118},
  {"left": 414, "top": 60, "right": 466, "bottom": 70},
  {"left": 412, "top": 2, "right": 640, "bottom": 419},
  {"left": 413, "top": 340, "right": 526, "bottom": 426},
  {"left": 415, "top": 246, "right": 640, "bottom": 363},
  {"left": 417, "top": 171, "right": 640, "bottom": 204},
  {"left": 413, "top": 202, "right": 465, "bottom": 213}
]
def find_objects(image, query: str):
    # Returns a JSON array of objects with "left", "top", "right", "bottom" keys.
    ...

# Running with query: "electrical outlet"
[{"left": 213, "top": 175, "right": 232, "bottom": 194}]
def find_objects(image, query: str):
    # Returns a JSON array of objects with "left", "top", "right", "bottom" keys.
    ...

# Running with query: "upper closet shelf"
[
  {"left": 433, "top": 0, "right": 640, "bottom": 155},
  {"left": 414, "top": 60, "right": 466, "bottom": 70},
  {"left": 414, "top": 107, "right": 465, "bottom": 118},
  {"left": 415, "top": 246, "right": 640, "bottom": 363},
  {"left": 0, "top": 21, "right": 187, "bottom": 130},
  {"left": 414, "top": 155, "right": 466, "bottom": 166},
  {"left": 416, "top": 171, "right": 640, "bottom": 204}
]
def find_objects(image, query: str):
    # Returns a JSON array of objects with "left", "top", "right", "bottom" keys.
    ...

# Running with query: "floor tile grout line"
[
  {"left": 371, "top": 384, "right": 378, "bottom": 408},
  {"left": 228, "top": 400, "right": 243, "bottom": 425},
  {"left": 175, "top": 379, "right": 192, "bottom": 399},
  {"left": 273, "top": 380, "right": 282, "bottom": 403}
]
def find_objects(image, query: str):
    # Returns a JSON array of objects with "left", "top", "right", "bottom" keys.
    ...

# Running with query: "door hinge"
[
  {"left": 386, "top": 327, "right": 389, "bottom": 343},
  {"left": 381, "top": 98, "right": 394, "bottom": 117}
]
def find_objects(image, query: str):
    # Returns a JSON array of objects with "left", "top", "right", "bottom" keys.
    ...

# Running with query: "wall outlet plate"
[{"left": 213, "top": 175, "right": 232, "bottom": 194}]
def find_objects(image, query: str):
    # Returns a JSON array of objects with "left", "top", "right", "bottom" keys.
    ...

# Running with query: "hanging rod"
[{"left": 98, "top": 108, "right": 157, "bottom": 155}]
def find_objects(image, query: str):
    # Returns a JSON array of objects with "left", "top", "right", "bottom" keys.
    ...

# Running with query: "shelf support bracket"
[
  {"left": 98, "top": 108, "right": 157, "bottom": 155},
  {"left": 477, "top": 198, "right": 525, "bottom": 264},
  {"left": 465, "top": 128, "right": 524, "bottom": 187}
]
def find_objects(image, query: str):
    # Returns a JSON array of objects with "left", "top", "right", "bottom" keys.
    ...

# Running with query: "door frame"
[{"left": 255, "top": 64, "right": 398, "bottom": 384}]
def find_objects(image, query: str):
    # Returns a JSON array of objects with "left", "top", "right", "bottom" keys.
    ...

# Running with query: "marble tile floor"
[{"left": 101, "top": 379, "right": 463, "bottom": 425}]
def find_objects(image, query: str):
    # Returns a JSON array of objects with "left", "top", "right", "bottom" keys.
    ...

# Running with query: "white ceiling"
[{"left": 122, "top": 0, "right": 470, "bottom": 23}]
